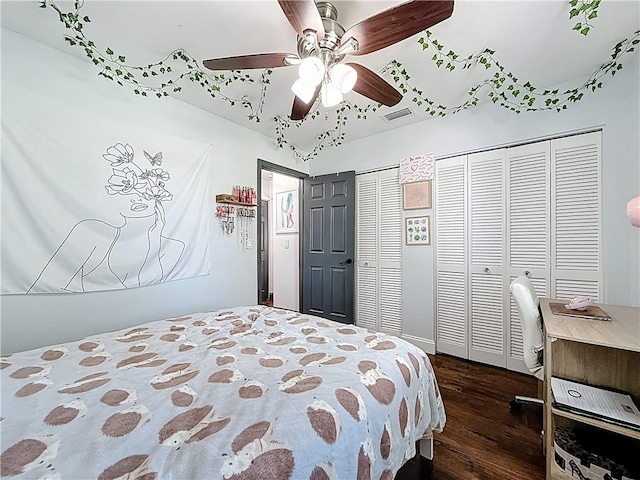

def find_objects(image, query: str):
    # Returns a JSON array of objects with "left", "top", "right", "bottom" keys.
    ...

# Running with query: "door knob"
[
  {"left": 483, "top": 267, "right": 490, "bottom": 273},
  {"left": 524, "top": 270, "right": 532, "bottom": 278},
  {"left": 341, "top": 258, "right": 353, "bottom": 265}
]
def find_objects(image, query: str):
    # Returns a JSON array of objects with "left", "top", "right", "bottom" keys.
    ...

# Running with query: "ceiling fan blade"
[
  {"left": 342, "top": 0, "right": 454, "bottom": 56},
  {"left": 203, "top": 53, "right": 298, "bottom": 71},
  {"left": 290, "top": 84, "right": 321, "bottom": 121},
  {"left": 278, "top": 0, "right": 325, "bottom": 40},
  {"left": 347, "top": 63, "right": 402, "bottom": 107}
]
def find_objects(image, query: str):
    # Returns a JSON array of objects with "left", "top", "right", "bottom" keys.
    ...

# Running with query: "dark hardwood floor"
[{"left": 397, "top": 354, "right": 545, "bottom": 480}]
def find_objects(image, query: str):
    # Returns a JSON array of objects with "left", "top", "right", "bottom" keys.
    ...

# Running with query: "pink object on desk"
[
  {"left": 627, "top": 195, "right": 640, "bottom": 227},
  {"left": 565, "top": 296, "right": 595, "bottom": 311}
]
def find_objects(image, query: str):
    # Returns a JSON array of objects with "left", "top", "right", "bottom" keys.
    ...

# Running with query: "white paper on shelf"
[{"left": 551, "top": 377, "right": 640, "bottom": 428}]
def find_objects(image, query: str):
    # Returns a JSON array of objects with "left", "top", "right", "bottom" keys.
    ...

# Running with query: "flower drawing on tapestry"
[
  {"left": 27, "top": 143, "right": 185, "bottom": 293},
  {"left": 104, "top": 143, "right": 173, "bottom": 208}
]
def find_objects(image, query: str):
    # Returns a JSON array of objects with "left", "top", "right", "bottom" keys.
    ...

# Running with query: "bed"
[{"left": 1, "top": 306, "right": 446, "bottom": 479}]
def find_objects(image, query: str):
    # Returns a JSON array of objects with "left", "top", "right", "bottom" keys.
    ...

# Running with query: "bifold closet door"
[
  {"left": 505, "top": 142, "right": 550, "bottom": 374},
  {"left": 356, "top": 173, "right": 378, "bottom": 331},
  {"left": 551, "top": 131, "right": 602, "bottom": 300},
  {"left": 435, "top": 130, "right": 602, "bottom": 372},
  {"left": 468, "top": 150, "right": 507, "bottom": 368},
  {"left": 435, "top": 155, "right": 468, "bottom": 359},
  {"left": 355, "top": 169, "right": 402, "bottom": 335},
  {"left": 377, "top": 170, "right": 402, "bottom": 335}
]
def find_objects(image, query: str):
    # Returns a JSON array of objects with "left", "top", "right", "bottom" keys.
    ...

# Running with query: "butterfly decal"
[{"left": 144, "top": 151, "right": 163, "bottom": 166}]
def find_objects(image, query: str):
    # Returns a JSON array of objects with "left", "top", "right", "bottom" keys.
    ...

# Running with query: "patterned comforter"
[{"left": 1, "top": 306, "right": 446, "bottom": 479}]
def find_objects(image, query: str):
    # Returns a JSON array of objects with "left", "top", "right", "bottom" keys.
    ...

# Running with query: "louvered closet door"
[
  {"left": 468, "top": 150, "right": 507, "bottom": 368},
  {"left": 435, "top": 155, "right": 468, "bottom": 358},
  {"left": 551, "top": 131, "right": 602, "bottom": 300},
  {"left": 505, "top": 142, "right": 550, "bottom": 374},
  {"left": 355, "top": 169, "right": 402, "bottom": 334},
  {"left": 378, "top": 169, "right": 402, "bottom": 336},
  {"left": 355, "top": 172, "right": 378, "bottom": 331}
]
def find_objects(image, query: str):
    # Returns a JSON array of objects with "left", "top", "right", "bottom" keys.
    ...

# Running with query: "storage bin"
[{"left": 554, "top": 425, "right": 639, "bottom": 480}]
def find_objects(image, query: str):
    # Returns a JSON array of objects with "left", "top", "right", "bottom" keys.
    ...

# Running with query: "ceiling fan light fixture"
[
  {"left": 298, "top": 56, "right": 325, "bottom": 86},
  {"left": 291, "top": 78, "right": 317, "bottom": 104},
  {"left": 334, "top": 37, "right": 359, "bottom": 57},
  {"left": 330, "top": 63, "right": 358, "bottom": 94},
  {"left": 320, "top": 82, "right": 343, "bottom": 108}
]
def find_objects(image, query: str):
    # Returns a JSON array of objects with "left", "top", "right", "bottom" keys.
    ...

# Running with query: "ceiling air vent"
[{"left": 381, "top": 107, "right": 414, "bottom": 122}]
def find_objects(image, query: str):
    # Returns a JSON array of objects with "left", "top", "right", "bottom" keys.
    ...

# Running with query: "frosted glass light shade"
[
  {"left": 330, "top": 63, "right": 358, "bottom": 93},
  {"left": 320, "top": 82, "right": 343, "bottom": 108},
  {"left": 291, "top": 79, "right": 317, "bottom": 104},
  {"left": 298, "top": 57, "right": 325, "bottom": 86}
]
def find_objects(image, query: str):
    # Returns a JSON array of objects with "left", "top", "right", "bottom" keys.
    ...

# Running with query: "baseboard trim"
[{"left": 401, "top": 334, "right": 436, "bottom": 355}]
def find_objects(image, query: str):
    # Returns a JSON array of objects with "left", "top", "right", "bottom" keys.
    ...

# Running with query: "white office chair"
[{"left": 509, "top": 275, "right": 544, "bottom": 410}]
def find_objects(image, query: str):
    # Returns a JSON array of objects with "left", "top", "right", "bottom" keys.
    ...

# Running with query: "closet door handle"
[
  {"left": 524, "top": 270, "right": 532, "bottom": 278},
  {"left": 483, "top": 267, "right": 490, "bottom": 273}
]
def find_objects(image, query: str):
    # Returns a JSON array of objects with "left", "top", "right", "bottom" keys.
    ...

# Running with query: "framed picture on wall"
[
  {"left": 402, "top": 180, "right": 432, "bottom": 210},
  {"left": 405, "top": 216, "right": 431, "bottom": 245},
  {"left": 275, "top": 189, "right": 299, "bottom": 233}
]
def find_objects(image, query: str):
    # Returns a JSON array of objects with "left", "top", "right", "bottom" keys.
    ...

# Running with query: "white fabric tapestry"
[
  {"left": 1, "top": 91, "right": 211, "bottom": 294},
  {"left": 399, "top": 153, "right": 435, "bottom": 184}
]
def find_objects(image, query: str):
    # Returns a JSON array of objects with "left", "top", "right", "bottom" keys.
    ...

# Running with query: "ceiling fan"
[{"left": 203, "top": 0, "right": 454, "bottom": 120}]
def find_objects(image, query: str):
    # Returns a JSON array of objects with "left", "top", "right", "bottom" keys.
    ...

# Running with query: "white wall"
[
  {"left": 0, "top": 29, "right": 309, "bottom": 354},
  {"left": 309, "top": 56, "right": 640, "bottom": 345},
  {"left": 271, "top": 172, "right": 300, "bottom": 310}
]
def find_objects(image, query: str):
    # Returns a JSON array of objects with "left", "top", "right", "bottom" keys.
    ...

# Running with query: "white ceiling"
[{"left": 2, "top": 0, "right": 639, "bottom": 156}]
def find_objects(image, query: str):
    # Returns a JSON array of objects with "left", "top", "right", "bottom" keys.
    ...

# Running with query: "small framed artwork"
[
  {"left": 405, "top": 216, "right": 431, "bottom": 245},
  {"left": 275, "top": 189, "right": 299, "bottom": 233},
  {"left": 402, "top": 180, "right": 432, "bottom": 210}
]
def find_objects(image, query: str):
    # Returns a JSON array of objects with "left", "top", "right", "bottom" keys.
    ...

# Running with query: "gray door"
[{"left": 302, "top": 171, "right": 355, "bottom": 324}]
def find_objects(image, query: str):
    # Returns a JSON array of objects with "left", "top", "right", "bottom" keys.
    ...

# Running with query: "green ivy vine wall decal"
[
  {"left": 277, "top": 27, "right": 638, "bottom": 160},
  {"left": 570, "top": 0, "right": 601, "bottom": 36},
  {"left": 39, "top": 0, "right": 271, "bottom": 120},
  {"left": 389, "top": 29, "right": 640, "bottom": 116},
  {"left": 39, "top": 0, "right": 638, "bottom": 162},
  {"left": 273, "top": 103, "right": 380, "bottom": 161}
]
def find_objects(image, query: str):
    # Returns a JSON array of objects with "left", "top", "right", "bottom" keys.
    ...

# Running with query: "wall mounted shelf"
[
  {"left": 215, "top": 194, "right": 257, "bottom": 207},
  {"left": 215, "top": 193, "right": 256, "bottom": 247}
]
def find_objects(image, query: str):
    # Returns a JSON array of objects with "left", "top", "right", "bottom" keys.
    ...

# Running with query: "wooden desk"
[{"left": 540, "top": 298, "right": 640, "bottom": 479}]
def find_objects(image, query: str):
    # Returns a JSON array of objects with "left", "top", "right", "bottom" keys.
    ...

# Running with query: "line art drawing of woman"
[{"left": 27, "top": 143, "right": 185, "bottom": 293}]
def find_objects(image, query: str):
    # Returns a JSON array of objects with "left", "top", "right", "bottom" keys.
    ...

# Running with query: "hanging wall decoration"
[
  {"left": 237, "top": 206, "right": 256, "bottom": 249},
  {"left": 275, "top": 190, "right": 299, "bottom": 234},
  {"left": 399, "top": 154, "right": 435, "bottom": 184},
  {"left": 1, "top": 91, "right": 211, "bottom": 294},
  {"left": 405, "top": 216, "right": 431, "bottom": 245},
  {"left": 402, "top": 180, "right": 433, "bottom": 210}
]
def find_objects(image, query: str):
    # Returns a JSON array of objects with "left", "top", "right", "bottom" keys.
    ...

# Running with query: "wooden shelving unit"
[
  {"left": 549, "top": 404, "right": 640, "bottom": 440},
  {"left": 540, "top": 299, "right": 640, "bottom": 479},
  {"left": 215, "top": 194, "right": 257, "bottom": 207},
  {"left": 215, "top": 193, "right": 257, "bottom": 246}
]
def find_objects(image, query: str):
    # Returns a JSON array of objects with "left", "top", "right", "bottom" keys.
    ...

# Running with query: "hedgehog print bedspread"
[{"left": 0, "top": 306, "right": 446, "bottom": 479}]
